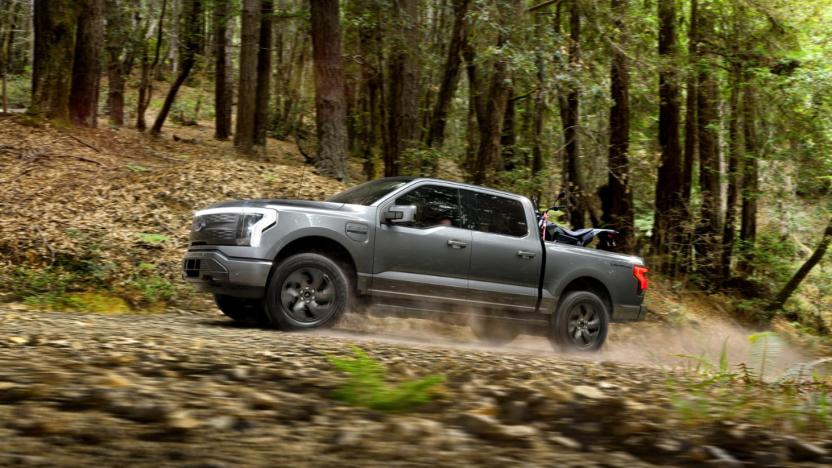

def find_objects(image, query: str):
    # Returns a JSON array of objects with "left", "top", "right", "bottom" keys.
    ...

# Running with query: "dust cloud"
[{"left": 326, "top": 309, "right": 813, "bottom": 377}]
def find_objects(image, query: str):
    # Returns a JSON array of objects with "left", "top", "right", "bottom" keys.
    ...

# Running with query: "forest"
[{"left": 0, "top": 0, "right": 830, "bottom": 333}]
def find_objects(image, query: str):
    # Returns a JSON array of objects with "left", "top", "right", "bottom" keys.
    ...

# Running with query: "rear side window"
[
  {"left": 394, "top": 185, "right": 461, "bottom": 228},
  {"left": 462, "top": 190, "right": 528, "bottom": 237}
]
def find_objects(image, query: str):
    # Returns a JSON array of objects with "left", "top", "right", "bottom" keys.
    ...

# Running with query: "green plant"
[
  {"left": 749, "top": 331, "right": 782, "bottom": 382},
  {"left": 137, "top": 233, "right": 170, "bottom": 245},
  {"left": 327, "top": 347, "right": 445, "bottom": 412},
  {"left": 125, "top": 273, "right": 175, "bottom": 304}
]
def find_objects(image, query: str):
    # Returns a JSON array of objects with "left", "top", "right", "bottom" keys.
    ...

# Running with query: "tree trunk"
[
  {"left": 235, "top": 0, "right": 260, "bottom": 153},
  {"left": 425, "top": 0, "right": 470, "bottom": 149},
  {"left": 721, "top": 64, "right": 742, "bottom": 282},
  {"left": 738, "top": 73, "right": 759, "bottom": 275},
  {"left": 677, "top": 0, "right": 697, "bottom": 274},
  {"left": 651, "top": 0, "right": 683, "bottom": 272},
  {"left": 471, "top": 0, "right": 520, "bottom": 185},
  {"left": 500, "top": 92, "right": 516, "bottom": 171},
  {"left": 29, "top": 0, "right": 77, "bottom": 123},
  {"left": 105, "top": 0, "right": 130, "bottom": 126},
  {"left": 530, "top": 12, "right": 546, "bottom": 201},
  {"left": 69, "top": 0, "right": 104, "bottom": 127},
  {"left": 767, "top": 217, "right": 832, "bottom": 316},
  {"left": 694, "top": 2, "right": 722, "bottom": 280},
  {"left": 606, "top": 0, "right": 634, "bottom": 251},
  {"left": 137, "top": 0, "right": 167, "bottom": 131},
  {"left": 213, "top": 0, "right": 232, "bottom": 139},
  {"left": 385, "top": 0, "right": 420, "bottom": 176},
  {"left": 254, "top": 0, "right": 273, "bottom": 148},
  {"left": 150, "top": 0, "right": 204, "bottom": 135},
  {"left": 310, "top": 0, "right": 348, "bottom": 180},
  {"left": 1, "top": 0, "right": 20, "bottom": 113},
  {"left": 559, "top": 0, "right": 587, "bottom": 229}
]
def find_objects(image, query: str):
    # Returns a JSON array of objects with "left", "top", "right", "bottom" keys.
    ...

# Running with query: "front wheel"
[
  {"left": 548, "top": 291, "right": 609, "bottom": 352},
  {"left": 265, "top": 253, "right": 351, "bottom": 331}
]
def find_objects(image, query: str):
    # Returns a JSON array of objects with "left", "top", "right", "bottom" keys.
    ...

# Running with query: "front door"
[
  {"left": 461, "top": 189, "right": 541, "bottom": 311},
  {"left": 371, "top": 184, "right": 472, "bottom": 306}
]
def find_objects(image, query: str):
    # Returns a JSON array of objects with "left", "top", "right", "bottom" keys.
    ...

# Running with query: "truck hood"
[{"left": 206, "top": 199, "right": 347, "bottom": 211}]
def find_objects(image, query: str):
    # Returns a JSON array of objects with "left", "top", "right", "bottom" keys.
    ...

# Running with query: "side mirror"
[{"left": 384, "top": 205, "right": 416, "bottom": 224}]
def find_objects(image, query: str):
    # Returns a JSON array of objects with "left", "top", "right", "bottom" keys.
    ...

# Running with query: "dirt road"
[{"left": 1, "top": 307, "right": 829, "bottom": 467}]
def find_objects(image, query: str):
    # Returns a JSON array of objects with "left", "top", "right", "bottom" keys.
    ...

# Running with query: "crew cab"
[{"left": 182, "top": 177, "right": 647, "bottom": 351}]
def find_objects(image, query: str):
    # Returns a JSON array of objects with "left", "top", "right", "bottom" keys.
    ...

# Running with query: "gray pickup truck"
[{"left": 182, "top": 177, "right": 647, "bottom": 351}]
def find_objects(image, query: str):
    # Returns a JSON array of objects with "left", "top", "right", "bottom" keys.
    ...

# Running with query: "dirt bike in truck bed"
[{"left": 182, "top": 177, "right": 648, "bottom": 352}]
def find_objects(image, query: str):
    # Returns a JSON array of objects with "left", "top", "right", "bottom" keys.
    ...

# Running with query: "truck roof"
[{"left": 407, "top": 177, "right": 529, "bottom": 201}]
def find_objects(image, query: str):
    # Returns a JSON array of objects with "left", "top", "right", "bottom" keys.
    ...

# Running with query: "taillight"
[{"left": 633, "top": 265, "right": 649, "bottom": 292}]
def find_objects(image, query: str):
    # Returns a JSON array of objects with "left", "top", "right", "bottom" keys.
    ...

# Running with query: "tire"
[
  {"left": 548, "top": 290, "right": 609, "bottom": 352},
  {"left": 214, "top": 294, "right": 268, "bottom": 325},
  {"left": 265, "top": 253, "right": 351, "bottom": 331},
  {"left": 469, "top": 316, "right": 520, "bottom": 346}
]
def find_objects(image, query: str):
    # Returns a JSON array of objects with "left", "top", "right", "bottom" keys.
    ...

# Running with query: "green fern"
[
  {"left": 327, "top": 346, "right": 445, "bottom": 412},
  {"left": 749, "top": 332, "right": 782, "bottom": 382}
]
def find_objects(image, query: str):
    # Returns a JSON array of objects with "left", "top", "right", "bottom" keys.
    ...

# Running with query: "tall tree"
[
  {"left": 1, "top": 0, "right": 20, "bottom": 113},
  {"left": 721, "top": 63, "right": 743, "bottom": 282},
  {"left": 136, "top": 0, "right": 167, "bottom": 131},
  {"left": 651, "top": 0, "right": 683, "bottom": 271},
  {"left": 767, "top": 217, "right": 832, "bottom": 317},
  {"left": 471, "top": 0, "right": 517, "bottom": 185},
  {"left": 738, "top": 72, "right": 759, "bottom": 274},
  {"left": 213, "top": 0, "right": 232, "bottom": 139},
  {"left": 253, "top": 0, "right": 273, "bottom": 148},
  {"left": 29, "top": 0, "right": 77, "bottom": 122},
  {"left": 677, "top": 0, "right": 698, "bottom": 273},
  {"left": 310, "top": 0, "right": 348, "bottom": 180},
  {"left": 693, "top": 1, "right": 722, "bottom": 280},
  {"left": 559, "top": 0, "right": 588, "bottom": 228},
  {"left": 425, "top": 0, "right": 471, "bottom": 150},
  {"left": 606, "top": 0, "right": 634, "bottom": 250},
  {"left": 150, "top": 0, "right": 204, "bottom": 135},
  {"left": 385, "top": 0, "right": 420, "bottom": 176},
  {"left": 69, "top": 0, "right": 104, "bottom": 127},
  {"left": 235, "top": 0, "right": 260, "bottom": 153},
  {"left": 104, "top": 0, "right": 137, "bottom": 127}
]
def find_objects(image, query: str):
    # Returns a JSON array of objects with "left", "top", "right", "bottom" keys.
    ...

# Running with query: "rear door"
[
  {"left": 371, "top": 184, "right": 472, "bottom": 306},
  {"left": 462, "top": 189, "right": 541, "bottom": 311}
]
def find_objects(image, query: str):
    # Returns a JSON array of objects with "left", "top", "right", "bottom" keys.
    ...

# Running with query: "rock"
[
  {"left": 248, "top": 393, "right": 280, "bottom": 410},
  {"left": 7, "top": 336, "right": 28, "bottom": 346},
  {"left": 387, "top": 418, "right": 442, "bottom": 438},
  {"left": 784, "top": 436, "right": 828, "bottom": 461},
  {"left": 206, "top": 415, "right": 236, "bottom": 431},
  {"left": 548, "top": 435, "right": 582, "bottom": 451},
  {"left": 572, "top": 385, "right": 607, "bottom": 400},
  {"left": 165, "top": 411, "right": 201, "bottom": 432},
  {"left": 501, "top": 400, "right": 529, "bottom": 424},
  {"left": 456, "top": 413, "right": 538, "bottom": 445},
  {"left": 654, "top": 438, "right": 683, "bottom": 455},
  {"left": 703, "top": 446, "right": 742, "bottom": 467}
]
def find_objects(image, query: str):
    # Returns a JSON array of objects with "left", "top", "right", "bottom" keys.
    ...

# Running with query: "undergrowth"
[
  {"left": 327, "top": 347, "right": 445, "bottom": 412},
  {"left": 670, "top": 332, "right": 832, "bottom": 432}
]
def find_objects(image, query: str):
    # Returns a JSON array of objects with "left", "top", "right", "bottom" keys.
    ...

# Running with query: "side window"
[
  {"left": 462, "top": 190, "right": 528, "bottom": 237},
  {"left": 394, "top": 185, "right": 461, "bottom": 229}
]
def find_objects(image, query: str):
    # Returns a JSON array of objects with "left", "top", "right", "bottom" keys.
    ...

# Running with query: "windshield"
[{"left": 328, "top": 178, "right": 413, "bottom": 205}]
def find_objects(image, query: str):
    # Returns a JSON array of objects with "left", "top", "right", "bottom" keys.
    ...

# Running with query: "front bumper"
[{"left": 182, "top": 250, "right": 272, "bottom": 298}]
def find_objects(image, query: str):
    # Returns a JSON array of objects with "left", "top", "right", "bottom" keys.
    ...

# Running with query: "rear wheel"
[
  {"left": 469, "top": 316, "right": 520, "bottom": 346},
  {"left": 214, "top": 294, "right": 268, "bottom": 325},
  {"left": 265, "top": 253, "right": 351, "bottom": 331},
  {"left": 548, "top": 290, "right": 609, "bottom": 352}
]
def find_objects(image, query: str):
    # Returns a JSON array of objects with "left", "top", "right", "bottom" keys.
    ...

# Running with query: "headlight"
[{"left": 192, "top": 207, "right": 277, "bottom": 247}]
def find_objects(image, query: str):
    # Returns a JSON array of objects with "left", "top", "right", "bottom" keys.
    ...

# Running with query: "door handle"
[
  {"left": 517, "top": 250, "right": 537, "bottom": 259},
  {"left": 447, "top": 239, "right": 468, "bottom": 249}
]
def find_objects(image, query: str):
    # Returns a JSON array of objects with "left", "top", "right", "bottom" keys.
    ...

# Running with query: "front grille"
[
  {"left": 183, "top": 259, "right": 201, "bottom": 277},
  {"left": 190, "top": 212, "right": 241, "bottom": 246}
]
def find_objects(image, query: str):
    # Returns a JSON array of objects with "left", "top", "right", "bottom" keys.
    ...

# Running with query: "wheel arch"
[
  {"left": 556, "top": 276, "right": 613, "bottom": 317},
  {"left": 271, "top": 236, "right": 358, "bottom": 289}
]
